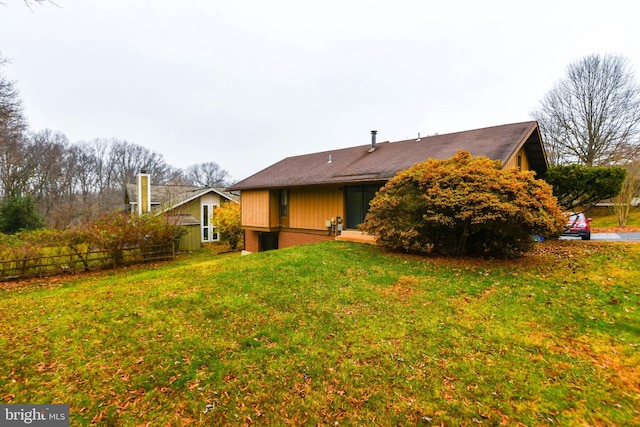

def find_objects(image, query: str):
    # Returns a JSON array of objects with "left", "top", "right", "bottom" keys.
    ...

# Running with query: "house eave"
[
  {"left": 230, "top": 177, "right": 390, "bottom": 192},
  {"left": 157, "top": 187, "right": 239, "bottom": 214}
]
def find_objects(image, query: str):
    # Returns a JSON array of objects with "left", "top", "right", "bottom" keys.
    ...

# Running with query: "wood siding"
[
  {"left": 270, "top": 191, "right": 280, "bottom": 227},
  {"left": 180, "top": 198, "right": 201, "bottom": 219},
  {"left": 504, "top": 147, "right": 531, "bottom": 171},
  {"left": 177, "top": 224, "right": 201, "bottom": 252},
  {"left": 289, "top": 187, "right": 343, "bottom": 230},
  {"left": 241, "top": 190, "right": 279, "bottom": 228}
]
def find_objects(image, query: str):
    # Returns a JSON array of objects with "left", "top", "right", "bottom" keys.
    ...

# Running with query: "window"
[
  {"left": 517, "top": 154, "right": 522, "bottom": 170},
  {"left": 202, "top": 204, "right": 219, "bottom": 242},
  {"left": 345, "top": 184, "right": 380, "bottom": 229},
  {"left": 280, "top": 189, "right": 288, "bottom": 217}
]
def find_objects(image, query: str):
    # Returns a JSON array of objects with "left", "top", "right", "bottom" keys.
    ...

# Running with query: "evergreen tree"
[{"left": 0, "top": 195, "right": 45, "bottom": 234}]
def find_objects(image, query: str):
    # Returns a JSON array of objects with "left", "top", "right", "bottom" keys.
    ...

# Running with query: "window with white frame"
[{"left": 201, "top": 203, "right": 219, "bottom": 242}]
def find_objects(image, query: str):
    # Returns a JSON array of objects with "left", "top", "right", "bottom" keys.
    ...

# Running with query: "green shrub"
[
  {"left": 543, "top": 164, "right": 626, "bottom": 211},
  {"left": 360, "top": 151, "right": 565, "bottom": 258},
  {"left": 0, "top": 195, "right": 44, "bottom": 234}
]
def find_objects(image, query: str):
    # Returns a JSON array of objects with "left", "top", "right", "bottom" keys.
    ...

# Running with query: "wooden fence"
[{"left": 0, "top": 243, "right": 175, "bottom": 282}]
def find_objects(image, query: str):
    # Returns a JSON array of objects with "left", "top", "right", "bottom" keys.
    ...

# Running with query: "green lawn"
[
  {"left": 1, "top": 241, "right": 639, "bottom": 425},
  {"left": 589, "top": 206, "right": 640, "bottom": 229}
]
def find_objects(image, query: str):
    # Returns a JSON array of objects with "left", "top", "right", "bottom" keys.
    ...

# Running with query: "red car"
[{"left": 563, "top": 212, "right": 592, "bottom": 240}]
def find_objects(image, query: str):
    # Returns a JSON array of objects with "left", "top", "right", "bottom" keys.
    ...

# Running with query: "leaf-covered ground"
[{"left": 1, "top": 241, "right": 639, "bottom": 425}]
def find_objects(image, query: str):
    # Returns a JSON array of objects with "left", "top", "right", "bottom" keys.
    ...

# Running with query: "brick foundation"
[
  {"left": 243, "top": 229, "right": 335, "bottom": 252},
  {"left": 244, "top": 231, "right": 260, "bottom": 253}
]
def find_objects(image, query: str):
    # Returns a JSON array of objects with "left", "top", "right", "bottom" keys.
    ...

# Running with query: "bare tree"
[
  {"left": 72, "top": 140, "right": 109, "bottom": 198},
  {"left": 0, "top": 1, "right": 56, "bottom": 8},
  {"left": 109, "top": 140, "right": 171, "bottom": 188},
  {"left": 185, "top": 162, "right": 232, "bottom": 188},
  {"left": 164, "top": 166, "right": 190, "bottom": 185},
  {"left": 610, "top": 161, "right": 640, "bottom": 226},
  {"left": 0, "top": 60, "right": 29, "bottom": 198},
  {"left": 608, "top": 142, "right": 640, "bottom": 226},
  {"left": 533, "top": 54, "right": 640, "bottom": 166},
  {"left": 59, "top": 139, "right": 126, "bottom": 225},
  {"left": 27, "top": 130, "right": 75, "bottom": 226}
]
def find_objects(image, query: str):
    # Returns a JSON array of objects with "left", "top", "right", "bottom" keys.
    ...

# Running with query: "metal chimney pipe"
[{"left": 369, "top": 130, "right": 377, "bottom": 152}]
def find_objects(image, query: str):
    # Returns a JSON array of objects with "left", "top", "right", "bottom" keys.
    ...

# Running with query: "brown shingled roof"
[{"left": 229, "top": 121, "right": 547, "bottom": 191}]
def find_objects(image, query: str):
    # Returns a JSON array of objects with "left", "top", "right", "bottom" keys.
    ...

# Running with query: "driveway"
[
  {"left": 591, "top": 232, "right": 640, "bottom": 241},
  {"left": 560, "top": 232, "right": 640, "bottom": 241}
]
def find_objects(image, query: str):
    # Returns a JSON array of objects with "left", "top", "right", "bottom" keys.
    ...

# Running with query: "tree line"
[{"left": 1, "top": 54, "right": 233, "bottom": 230}]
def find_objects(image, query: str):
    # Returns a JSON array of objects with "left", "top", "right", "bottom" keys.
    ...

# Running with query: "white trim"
[
  {"left": 158, "top": 188, "right": 239, "bottom": 215},
  {"left": 201, "top": 203, "right": 219, "bottom": 242}
]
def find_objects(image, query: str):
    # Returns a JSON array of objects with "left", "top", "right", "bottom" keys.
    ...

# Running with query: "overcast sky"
[{"left": 1, "top": 0, "right": 639, "bottom": 182}]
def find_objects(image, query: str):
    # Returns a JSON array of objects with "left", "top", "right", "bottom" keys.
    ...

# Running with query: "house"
[
  {"left": 228, "top": 121, "right": 548, "bottom": 252},
  {"left": 126, "top": 172, "right": 239, "bottom": 251}
]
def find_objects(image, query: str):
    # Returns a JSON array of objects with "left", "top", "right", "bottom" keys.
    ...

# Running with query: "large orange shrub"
[{"left": 360, "top": 151, "right": 565, "bottom": 258}]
